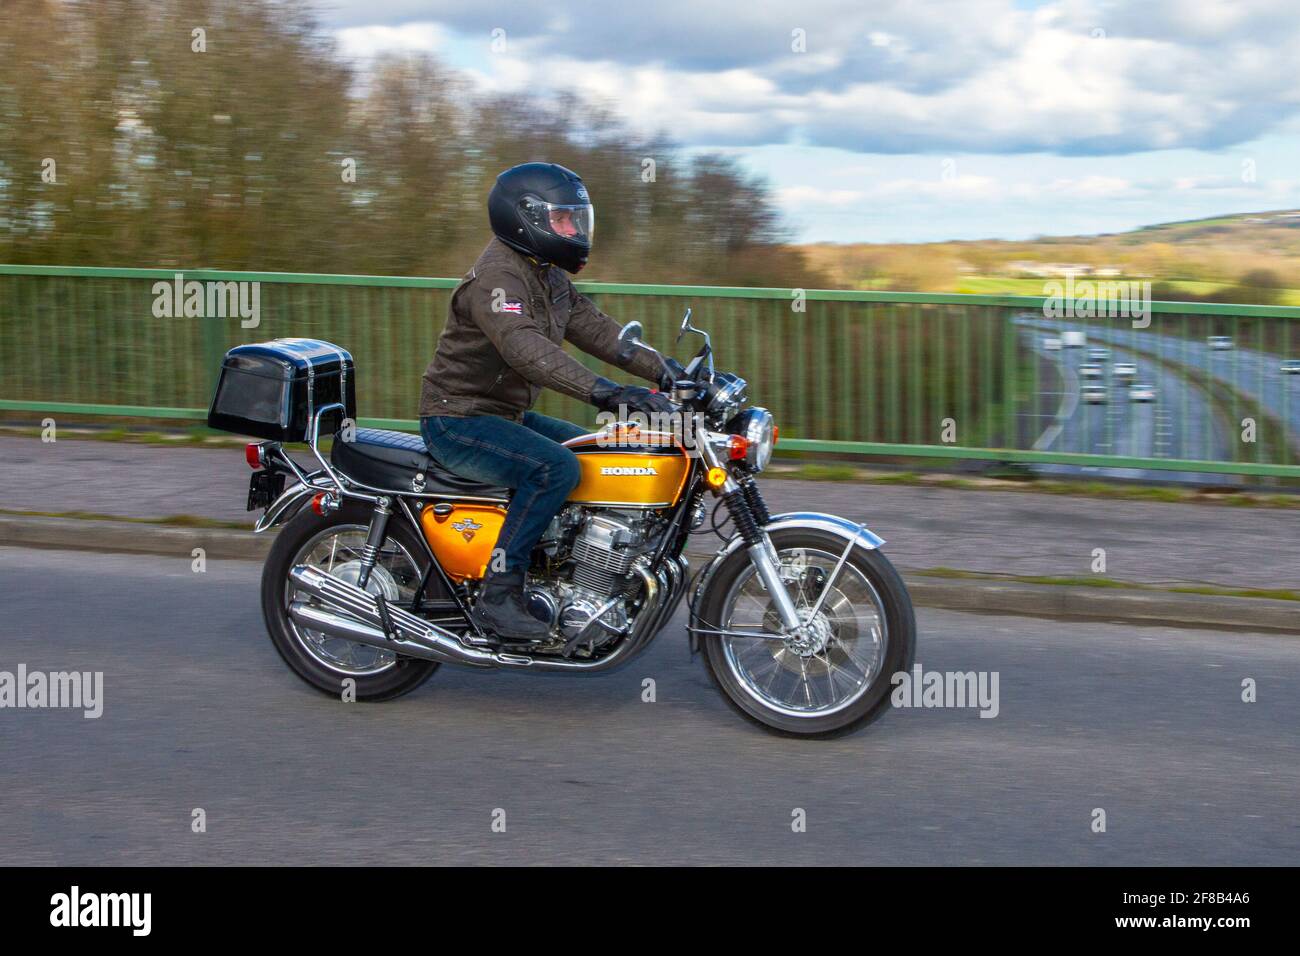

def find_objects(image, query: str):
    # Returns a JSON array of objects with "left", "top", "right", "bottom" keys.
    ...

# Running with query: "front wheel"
[{"left": 698, "top": 527, "right": 916, "bottom": 738}]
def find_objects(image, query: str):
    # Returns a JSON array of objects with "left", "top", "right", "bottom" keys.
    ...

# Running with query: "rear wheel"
[
  {"left": 261, "top": 500, "right": 441, "bottom": 701},
  {"left": 698, "top": 527, "right": 916, "bottom": 738}
]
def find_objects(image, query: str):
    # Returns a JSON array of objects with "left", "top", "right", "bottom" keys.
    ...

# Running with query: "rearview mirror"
[
  {"left": 676, "top": 308, "right": 693, "bottom": 344},
  {"left": 676, "top": 307, "right": 710, "bottom": 351},
  {"left": 618, "top": 320, "right": 644, "bottom": 346}
]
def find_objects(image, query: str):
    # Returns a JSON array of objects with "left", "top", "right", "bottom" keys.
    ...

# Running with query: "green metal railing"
[{"left": 3, "top": 264, "right": 1300, "bottom": 478}]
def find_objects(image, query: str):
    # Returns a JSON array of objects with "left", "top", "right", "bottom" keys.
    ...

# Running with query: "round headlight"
[{"left": 730, "top": 407, "right": 775, "bottom": 472}]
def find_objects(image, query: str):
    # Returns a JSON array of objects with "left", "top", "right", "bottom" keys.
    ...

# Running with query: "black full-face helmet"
[{"left": 488, "top": 162, "right": 594, "bottom": 274}]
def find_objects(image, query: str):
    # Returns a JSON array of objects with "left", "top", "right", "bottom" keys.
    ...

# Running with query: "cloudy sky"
[{"left": 318, "top": 0, "right": 1300, "bottom": 243}]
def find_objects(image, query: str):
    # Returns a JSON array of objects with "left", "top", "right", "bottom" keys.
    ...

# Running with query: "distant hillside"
[
  {"left": 1123, "top": 210, "right": 1300, "bottom": 243},
  {"left": 797, "top": 210, "right": 1300, "bottom": 304}
]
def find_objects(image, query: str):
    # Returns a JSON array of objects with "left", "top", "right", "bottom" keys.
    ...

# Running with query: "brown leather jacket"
[{"left": 419, "top": 238, "right": 661, "bottom": 421}]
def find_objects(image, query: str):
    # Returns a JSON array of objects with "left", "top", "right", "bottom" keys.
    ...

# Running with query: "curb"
[
  {"left": 2, "top": 514, "right": 1295, "bottom": 635},
  {"left": 903, "top": 576, "right": 1298, "bottom": 634},
  {"left": 0, "top": 514, "right": 275, "bottom": 562}
]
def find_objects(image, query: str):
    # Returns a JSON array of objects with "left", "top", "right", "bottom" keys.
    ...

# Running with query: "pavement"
[
  {"left": 3, "top": 434, "right": 1300, "bottom": 632},
  {"left": 2, "top": 546, "right": 1297, "bottom": 865}
]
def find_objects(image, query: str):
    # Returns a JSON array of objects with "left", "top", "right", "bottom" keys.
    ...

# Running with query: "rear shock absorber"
[
  {"left": 355, "top": 497, "right": 393, "bottom": 590},
  {"left": 735, "top": 469, "right": 771, "bottom": 526}
]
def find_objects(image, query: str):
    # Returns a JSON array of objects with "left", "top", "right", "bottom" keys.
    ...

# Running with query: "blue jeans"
[{"left": 420, "top": 411, "right": 588, "bottom": 572}]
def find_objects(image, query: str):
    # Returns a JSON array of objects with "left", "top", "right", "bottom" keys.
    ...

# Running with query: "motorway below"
[
  {"left": 1018, "top": 319, "right": 1230, "bottom": 483},
  {"left": 1044, "top": 317, "right": 1300, "bottom": 462},
  {"left": 2, "top": 546, "right": 1297, "bottom": 865}
]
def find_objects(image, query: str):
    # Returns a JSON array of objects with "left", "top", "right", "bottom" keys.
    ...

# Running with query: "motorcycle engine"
[{"left": 529, "top": 508, "right": 662, "bottom": 647}]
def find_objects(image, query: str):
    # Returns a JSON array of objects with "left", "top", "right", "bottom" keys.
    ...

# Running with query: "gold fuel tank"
[{"left": 563, "top": 425, "right": 690, "bottom": 508}]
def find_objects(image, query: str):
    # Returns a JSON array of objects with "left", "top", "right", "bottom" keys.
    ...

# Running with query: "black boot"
[{"left": 471, "top": 569, "right": 550, "bottom": 642}]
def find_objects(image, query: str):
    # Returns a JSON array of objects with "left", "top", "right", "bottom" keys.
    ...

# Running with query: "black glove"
[
  {"left": 658, "top": 357, "right": 688, "bottom": 392},
  {"left": 590, "top": 377, "right": 676, "bottom": 417}
]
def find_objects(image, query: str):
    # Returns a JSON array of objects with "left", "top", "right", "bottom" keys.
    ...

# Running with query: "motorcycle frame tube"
[
  {"left": 392, "top": 496, "right": 480, "bottom": 633},
  {"left": 248, "top": 451, "right": 473, "bottom": 622}
]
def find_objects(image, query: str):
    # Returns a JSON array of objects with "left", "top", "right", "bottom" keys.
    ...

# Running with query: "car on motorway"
[
  {"left": 1062, "top": 330, "right": 1087, "bottom": 348},
  {"left": 1208, "top": 335, "right": 1233, "bottom": 350},
  {"left": 1112, "top": 362, "right": 1137, "bottom": 378},
  {"left": 1079, "top": 362, "right": 1103, "bottom": 379},
  {"left": 1087, "top": 347, "right": 1110, "bottom": 361},
  {"left": 1281, "top": 359, "right": 1300, "bottom": 374},
  {"left": 1082, "top": 384, "right": 1108, "bottom": 404},
  {"left": 1043, "top": 337, "right": 1062, "bottom": 351},
  {"left": 1129, "top": 382, "right": 1157, "bottom": 402}
]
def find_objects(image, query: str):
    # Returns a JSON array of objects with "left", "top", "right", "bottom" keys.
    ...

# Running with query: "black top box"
[{"left": 208, "top": 338, "right": 356, "bottom": 443}]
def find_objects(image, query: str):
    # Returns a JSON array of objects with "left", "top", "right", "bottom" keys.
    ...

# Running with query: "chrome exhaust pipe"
[
  {"left": 286, "top": 559, "right": 678, "bottom": 673},
  {"left": 287, "top": 564, "right": 497, "bottom": 667},
  {"left": 289, "top": 600, "right": 400, "bottom": 650}
]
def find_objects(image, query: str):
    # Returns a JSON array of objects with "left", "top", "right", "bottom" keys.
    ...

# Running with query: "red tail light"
[
  {"left": 245, "top": 443, "right": 264, "bottom": 469},
  {"left": 728, "top": 435, "right": 749, "bottom": 461}
]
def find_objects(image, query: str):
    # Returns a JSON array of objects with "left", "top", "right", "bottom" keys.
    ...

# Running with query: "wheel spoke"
[
  {"left": 720, "top": 545, "right": 890, "bottom": 718},
  {"left": 762, "top": 648, "right": 788, "bottom": 695},
  {"left": 798, "top": 657, "right": 815, "bottom": 707}
]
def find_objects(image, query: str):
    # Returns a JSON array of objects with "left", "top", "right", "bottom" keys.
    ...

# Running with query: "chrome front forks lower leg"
[{"left": 746, "top": 535, "right": 803, "bottom": 632}]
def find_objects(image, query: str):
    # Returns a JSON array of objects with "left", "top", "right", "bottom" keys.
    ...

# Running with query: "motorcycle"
[{"left": 208, "top": 310, "right": 916, "bottom": 736}]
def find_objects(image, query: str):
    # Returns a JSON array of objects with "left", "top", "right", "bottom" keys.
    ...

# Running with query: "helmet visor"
[{"left": 521, "top": 198, "right": 594, "bottom": 244}]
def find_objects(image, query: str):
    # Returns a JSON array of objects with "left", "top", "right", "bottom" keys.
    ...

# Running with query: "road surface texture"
[{"left": 1, "top": 547, "right": 1296, "bottom": 865}]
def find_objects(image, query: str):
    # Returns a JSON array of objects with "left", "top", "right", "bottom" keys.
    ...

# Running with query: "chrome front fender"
[
  {"left": 690, "top": 511, "right": 884, "bottom": 612},
  {"left": 763, "top": 512, "right": 885, "bottom": 551},
  {"left": 253, "top": 482, "right": 317, "bottom": 533}
]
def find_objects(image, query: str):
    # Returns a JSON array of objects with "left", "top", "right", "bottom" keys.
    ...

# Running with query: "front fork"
[
  {"left": 747, "top": 539, "right": 802, "bottom": 631},
  {"left": 702, "top": 444, "right": 802, "bottom": 632}
]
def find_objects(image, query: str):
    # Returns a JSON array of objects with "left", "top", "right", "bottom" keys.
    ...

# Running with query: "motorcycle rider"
[{"left": 419, "top": 162, "right": 676, "bottom": 642}]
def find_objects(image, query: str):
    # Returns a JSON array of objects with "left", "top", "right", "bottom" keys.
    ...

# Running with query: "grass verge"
[
  {"left": 0, "top": 507, "right": 249, "bottom": 530},
  {"left": 766, "top": 465, "right": 1300, "bottom": 507},
  {"left": 917, "top": 566, "right": 1300, "bottom": 602}
]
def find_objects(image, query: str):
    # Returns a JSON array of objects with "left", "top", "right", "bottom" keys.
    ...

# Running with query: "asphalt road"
[
  {"left": 2, "top": 546, "right": 1297, "bottom": 865},
  {"left": 1018, "top": 321, "right": 1229, "bottom": 483}
]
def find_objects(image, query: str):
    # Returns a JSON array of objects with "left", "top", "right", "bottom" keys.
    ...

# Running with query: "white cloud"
[
  {"left": 778, "top": 185, "right": 868, "bottom": 205},
  {"left": 335, "top": 22, "right": 448, "bottom": 60},
  {"left": 319, "top": 0, "right": 1300, "bottom": 241},
  {"left": 329, "top": 0, "right": 1300, "bottom": 156}
]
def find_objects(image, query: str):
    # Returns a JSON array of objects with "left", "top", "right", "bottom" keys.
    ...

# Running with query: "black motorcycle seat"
[{"left": 330, "top": 428, "right": 510, "bottom": 499}]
